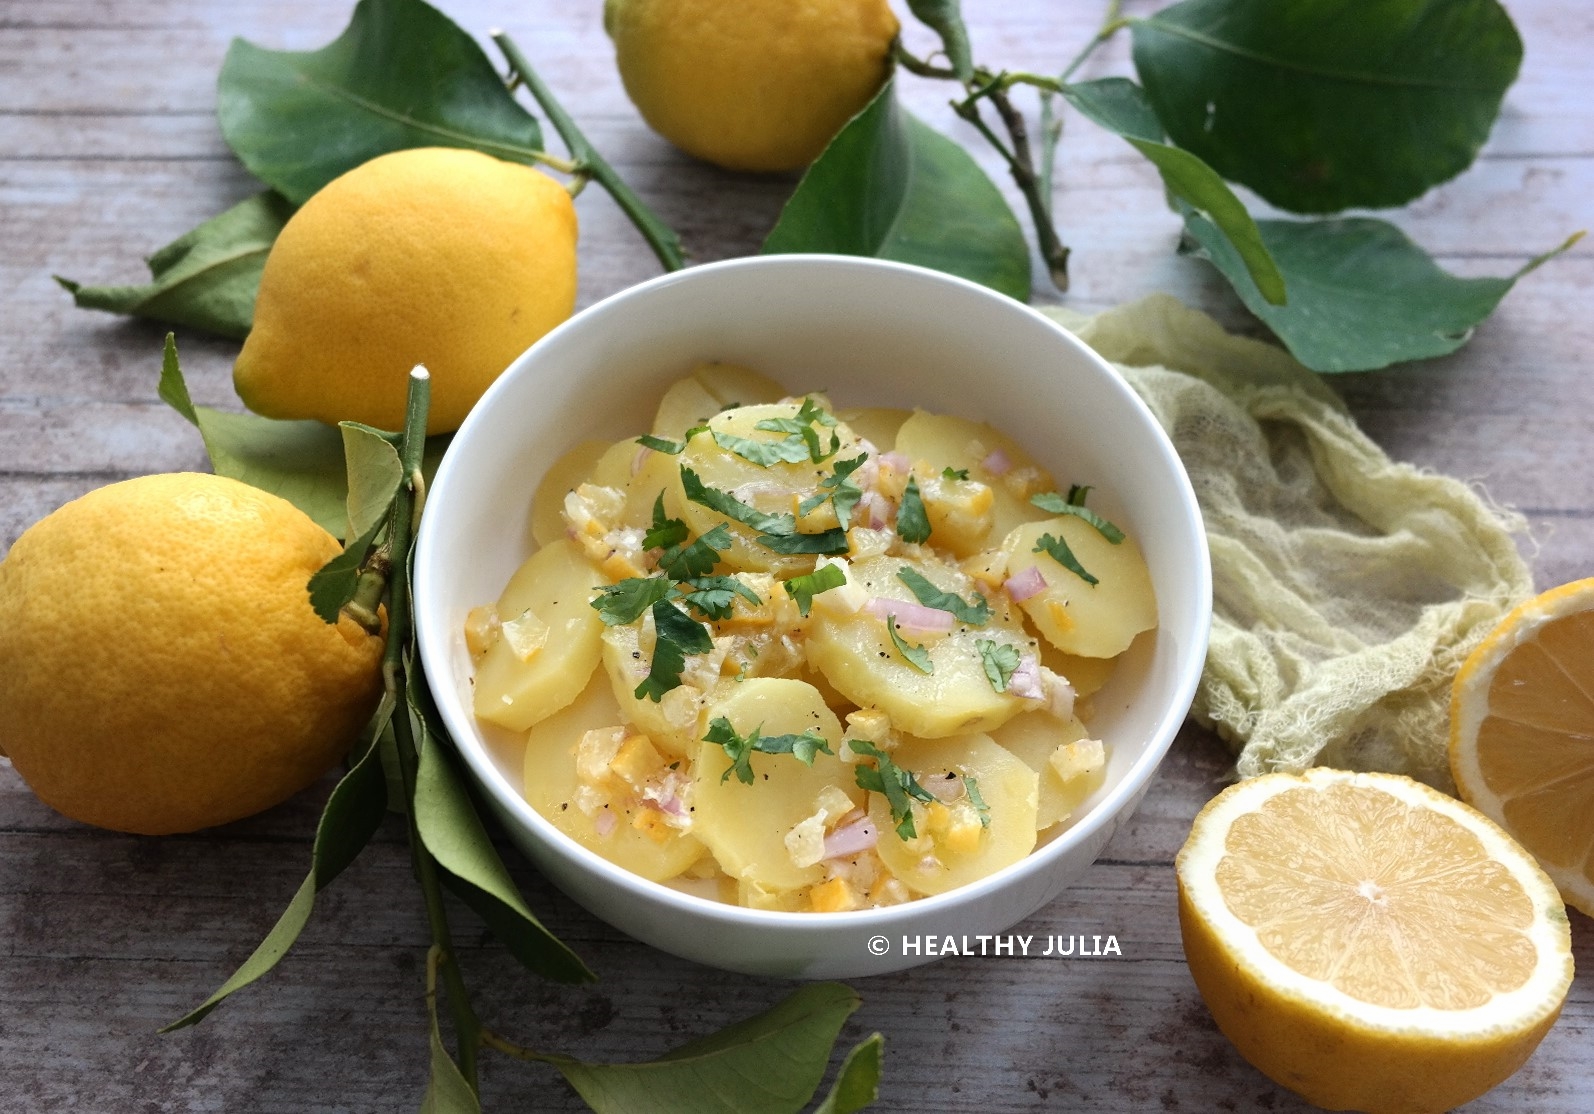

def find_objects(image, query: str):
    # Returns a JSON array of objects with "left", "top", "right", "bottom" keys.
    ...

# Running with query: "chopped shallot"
[
  {"left": 981, "top": 447, "right": 1012, "bottom": 475},
  {"left": 823, "top": 816, "right": 879, "bottom": 859},
  {"left": 594, "top": 809, "right": 618, "bottom": 837},
  {"left": 1004, "top": 564, "right": 1047, "bottom": 602},
  {"left": 864, "top": 597, "right": 955, "bottom": 634},
  {"left": 880, "top": 450, "right": 911, "bottom": 473},
  {"left": 1008, "top": 653, "right": 1045, "bottom": 700}
]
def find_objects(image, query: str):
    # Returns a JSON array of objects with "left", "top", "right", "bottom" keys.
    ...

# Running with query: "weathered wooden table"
[{"left": 3, "top": 1, "right": 1589, "bottom": 1109}]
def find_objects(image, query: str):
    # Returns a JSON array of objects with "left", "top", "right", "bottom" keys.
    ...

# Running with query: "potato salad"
[{"left": 465, "top": 363, "right": 1157, "bottom": 912}]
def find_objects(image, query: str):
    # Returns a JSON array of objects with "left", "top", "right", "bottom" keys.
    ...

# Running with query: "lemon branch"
[
  {"left": 492, "top": 30, "right": 687, "bottom": 273},
  {"left": 382, "top": 368, "right": 484, "bottom": 1093}
]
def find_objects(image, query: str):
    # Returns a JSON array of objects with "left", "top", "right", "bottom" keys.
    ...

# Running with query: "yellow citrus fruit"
[
  {"left": 1177, "top": 768, "right": 1573, "bottom": 1114},
  {"left": 235, "top": 146, "right": 578, "bottom": 435},
  {"left": 0, "top": 473, "right": 386, "bottom": 835},
  {"left": 1450, "top": 577, "right": 1594, "bottom": 917},
  {"left": 604, "top": 0, "right": 899, "bottom": 172}
]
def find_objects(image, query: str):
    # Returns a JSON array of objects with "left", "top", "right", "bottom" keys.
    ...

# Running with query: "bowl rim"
[{"left": 414, "top": 253, "right": 1212, "bottom": 930}]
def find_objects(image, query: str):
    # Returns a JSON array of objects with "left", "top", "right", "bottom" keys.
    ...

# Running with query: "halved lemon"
[
  {"left": 1450, "top": 577, "right": 1594, "bottom": 916},
  {"left": 1177, "top": 768, "right": 1573, "bottom": 1114}
]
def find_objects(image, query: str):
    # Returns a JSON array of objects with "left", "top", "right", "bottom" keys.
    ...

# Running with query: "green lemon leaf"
[
  {"left": 307, "top": 517, "right": 384, "bottom": 624},
  {"left": 1062, "top": 78, "right": 1284, "bottom": 305},
  {"left": 158, "top": 335, "right": 452, "bottom": 536},
  {"left": 524, "top": 983, "right": 863, "bottom": 1114},
  {"left": 339, "top": 422, "right": 404, "bottom": 542},
  {"left": 1130, "top": 0, "right": 1522, "bottom": 213},
  {"left": 905, "top": 1, "right": 973, "bottom": 81},
  {"left": 162, "top": 699, "right": 393, "bottom": 1031},
  {"left": 157, "top": 334, "right": 349, "bottom": 534},
  {"left": 763, "top": 79, "right": 1031, "bottom": 302},
  {"left": 420, "top": 957, "right": 482, "bottom": 1114},
  {"left": 1183, "top": 214, "right": 1582, "bottom": 371},
  {"left": 218, "top": 0, "right": 545, "bottom": 204},
  {"left": 55, "top": 191, "right": 290, "bottom": 339},
  {"left": 813, "top": 1033, "right": 884, "bottom": 1114},
  {"left": 410, "top": 690, "right": 593, "bottom": 984}
]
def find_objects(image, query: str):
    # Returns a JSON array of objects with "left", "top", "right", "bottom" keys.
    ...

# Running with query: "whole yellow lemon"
[
  {"left": 605, "top": 0, "right": 900, "bottom": 173},
  {"left": 234, "top": 147, "right": 578, "bottom": 435},
  {"left": 0, "top": 473, "right": 386, "bottom": 835}
]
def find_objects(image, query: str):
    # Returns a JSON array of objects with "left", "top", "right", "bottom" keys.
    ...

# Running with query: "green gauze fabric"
[{"left": 1041, "top": 295, "right": 1534, "bottom": 792}]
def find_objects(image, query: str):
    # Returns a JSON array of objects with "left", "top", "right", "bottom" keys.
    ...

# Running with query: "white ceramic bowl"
[{"left": 414, "top": 255, "right": 1210, "bottom": 978}]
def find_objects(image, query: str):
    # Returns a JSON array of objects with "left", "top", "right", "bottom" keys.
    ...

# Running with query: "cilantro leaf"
[
  {"left": 592, "top": 576, "right": 676, "bottom": 626},
  {"left": 896, "top": 566, "right": 991, "bottom": 625},
  {"left": 759, "top": 528, "right": 850, "bottom": 555},
  {"left": 711, "top": 429, "right": 813, "bottom": 466},
  {"left": 635, "top": 599, "right": 713, "bottom": 702},
  {"left": 942, "top": 466, "right": 971, "bottom": 481},
  {"left": 1066, "top": 483, "right": 1092, "bottom": 506},
  {"left": 1030, "top": 491, "right": 1125, "bottom": 544},
  {"left": 964, "top": 775, "right": 991, "bottom": 828},
  {"left": 849, "top": 738, "right": 935, "bottom": 839},
  {"left": 636, "top": 426, "right": 707, "bottom": 455},
  {"left": 896, "top": 475, "right": 931, "bottom": 544},
  {"left": 641, "top": 493, "right": 689, "bottom": 551},
  {"left": 704, "top": 716, "right": 835, "bottom": 785},
  {"left": 754, "top": 396, "right": 840, "bottom": 462},
  {"left": 658, "top": 522, "right": 731, "bottom": 580},
  {"left": 679, "top": 574, "right": 763, "bottom": 620},
  {"left": 885, "top": 615, "right": 934, "bottom": 674},
  {"left": 783, "top": 563, "right": 847, "bottom": 616},
  {"left": 680, "top": 466, "right": 850, "bottom": 555},
  {"left": 680, "top": 465, "right": 793, "bottom": 535},
  {"left": 820, "top": 454, "right": 868, "bottom": 530},
  {"left": 976, "top": 639, "right": 1022, "bottom": 692},
  {"left": 1034, "top": 532, "right": 1098, "bottom": 586}
]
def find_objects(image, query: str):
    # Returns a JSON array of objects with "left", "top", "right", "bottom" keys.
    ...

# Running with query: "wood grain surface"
[{"left": 2, "top": 1, "right": 1590, "bottom": 1110}]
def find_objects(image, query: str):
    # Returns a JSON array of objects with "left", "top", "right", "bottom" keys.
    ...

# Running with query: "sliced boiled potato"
[
  {"left": 989, "top": 710, "right": 1104, "bottom": 829},
  {"left": 531, "top": 439, "right": 609, "bottom": 547},
  {"left": 474, "top": 539, "right": 609, "bottom": 731},
  {"left": 835, "top": 405, "right": 911, "bottom": 450},
  {"left": 690, "top": 677, "right": 861, "bottom": 892},
  {"left": 651, "top": 376, "right": 722, "bottom": 438},
  {"left": 1040, "top": 643, "right": 1118, "bottom": 701},
  {"left": 806, "top": 554, "right": 1036, "bottom": 738},
  {"left": 1003, "top": 516, "right": 1157, "bottom": 657},
  {"left": 663, "top": 401, "right": 865, "bottom": 577},
  {"left": 599, "top": 620, "right": 713, "bottom": 759},
  {"left": 590, "top": 437, "right": 678, "bottom": 530},
  {"left": 690, "top": 361, "right": 787, "bottom": 409},
  {"left": 522, "top": 674, "right": 706, "bottom": 882},
  {"left": 870, "top": 733, "right": 1038, "bottom": 896},
  {"left": 895, "top": 410, "right": 1055, "bottom": 543}
]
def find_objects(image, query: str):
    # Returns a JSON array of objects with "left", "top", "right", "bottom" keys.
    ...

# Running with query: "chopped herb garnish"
[
  {"left": 818, "top": 453, "right": 868, "bottom": 530},
  {"left": 942, "top": 466, "right": 970, "bottom": 481},
  {"left": 679, "top": 574, "right": 762, "bottom": 621},
  {"left": 641, "top": 494, "right": 689, "bottom": 551},
  {"left": 1030, "top": 491, "right": 1125, "bottom": 544},
  {"left": 886, "top": 615, "right": 934, "bottom": 674},
  {"left": 711, "top": 429, "right": 813, "bottom": 467},
  {"left": 783, "top": 563, "right": 847, "bottom": 616},
  {"left": 976, "top": 639, "right": 1022, "bottom": 692},
  {"left": 658, "top": 522, "right": 731, "bottom": 580},
  {"left": 896, "top": 474, "right": 932, "bottom": 544},
  {"left": 1066, "top": 484, "right": 1092, "bottom": 507},
  {"left": 636, "top": 426, "right": 708, "bottom": 455},
  {"left": 680, "top": 466, "right": 849, "bottom": 555},
  {"left": 753, "top": 396, "right": 840, "bottom": 462},
  {"left": 704, "top": 716, "right": 834, "bottom": 785},
  {"left": 1034, "top": 532, "right": 1098, "bottom": 586},
  {"left": 896, "top": 566, "right": 991, "bottom": 625},
  {"left": 849, "top": 738, "right": 935, "bottom": 839},
  {"left": 634, "top": 598, "right": 713, "bottom": 702},
  {"left": 964, "top": 775, "right": 991, "bottom": 828},
  {"left": 680, "top": 465, "right": 792, "bottom": 534},
  {"left": 591, "top": 576, "right": 675, "bottom": 626}
]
